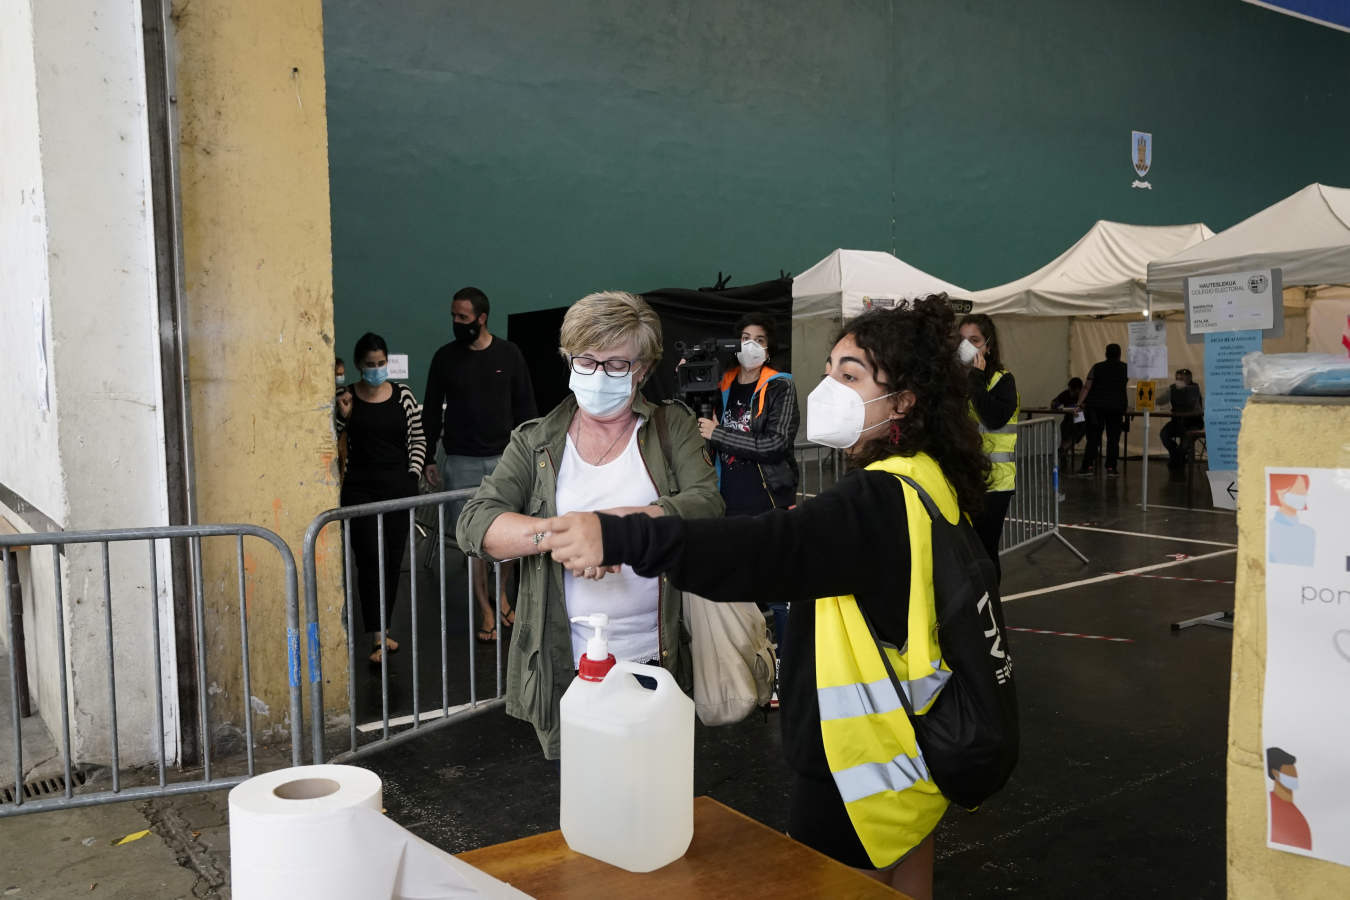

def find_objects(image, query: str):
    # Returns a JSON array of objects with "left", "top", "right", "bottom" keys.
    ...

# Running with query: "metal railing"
[
  {"left": 794, "top": 442, "right": 843, "bottom": 503},
  {"left": 1, "top": 524, "right": 300, "bottom": 817},
  {"left": 1000, "top": 417, "right": 1089, "bottom": 563},
  {"left": 300, "top": 489, "right": 509, "bottom": 764}
]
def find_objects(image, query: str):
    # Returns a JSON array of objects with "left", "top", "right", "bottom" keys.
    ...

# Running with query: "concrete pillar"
[
  {"left": 171, "top": 0, "right": 348, "bottom": 749},
  {"left": 1229, "top": 396, "right": 1350, "bottom": 897},
  {"left": 1, "top": 0, "right": 177, "bottom": 767}
]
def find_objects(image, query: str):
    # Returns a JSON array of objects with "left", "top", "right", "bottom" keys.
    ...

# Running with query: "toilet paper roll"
[
  {"left": 229, "top": 765, "right": 530, "bottom": 900},
  {"left": 229, "top": 765, "right": 389, "bottom": 900}
]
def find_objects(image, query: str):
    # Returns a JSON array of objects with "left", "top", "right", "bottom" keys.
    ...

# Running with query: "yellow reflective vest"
[
  {"left": 814, "top": 452, "right": 955, "bottom": 868},
  {"left": 975, "top": 369, "right": 1019, "bottom": 492}
]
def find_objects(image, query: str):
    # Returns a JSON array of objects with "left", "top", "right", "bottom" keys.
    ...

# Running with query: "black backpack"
[{"left": 864, "top": 475, "right": 1019, "bottom": 811}]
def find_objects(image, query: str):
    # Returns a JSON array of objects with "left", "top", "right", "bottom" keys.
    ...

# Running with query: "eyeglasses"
[{"left": 570, "top": 355, "right": 635, "bottom": 377}]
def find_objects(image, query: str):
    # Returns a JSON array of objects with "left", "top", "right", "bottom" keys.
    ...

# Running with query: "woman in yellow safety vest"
[
  {"left": 539, "top": 297, "right": 992, "bottom": 900},
  {"left": 958, "top": 314, "right": 1019, "bottom": 580}
]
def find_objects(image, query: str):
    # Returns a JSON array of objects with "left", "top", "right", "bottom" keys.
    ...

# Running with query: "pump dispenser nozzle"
[{"left": 571, "top": 613, "right": 617, "bottom": 682}]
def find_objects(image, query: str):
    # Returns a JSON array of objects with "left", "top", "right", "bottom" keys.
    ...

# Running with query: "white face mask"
[
  {"left": 336, "top": 375, "right": 345, "bottom": 389},
  {"left": 806, "top": 376, "right": 896, "bottom": 449},
  {"left": 570, "top": 368, "right": 633, "bottom": 418},
  {"left": 736, "top": 340, "right": 767, "bottom": 370},
  {"left": 1278, "top": 772, "right": 1299, "bottom": 791},
  {"left": 1282, "top": 492, "right": 1308, "bottom": 510},
  {"left": 957, "top": 338, "right": 980, "bottom": 366}
]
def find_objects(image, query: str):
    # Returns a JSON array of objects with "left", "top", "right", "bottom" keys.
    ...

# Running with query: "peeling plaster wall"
[{"left": 172, "top": 0, "right": 347, "bottom": 747}]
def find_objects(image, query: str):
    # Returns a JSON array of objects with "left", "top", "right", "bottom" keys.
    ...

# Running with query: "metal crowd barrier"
[
  {"left": 300, "top": 489, "right": 509, "bottom": 764},
  {"left": 794, "top": 442, "right": 843, "bottom": 503},
  {"left": 0, "top": 524, "right": 301, "bottom": 818},
  {"left": 1000, "top": 417, "right": 1089, "bottom": 563}
]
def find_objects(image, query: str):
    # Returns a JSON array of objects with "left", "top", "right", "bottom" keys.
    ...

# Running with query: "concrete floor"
[{"left": 0, "top": 458, "right": 1239, "bottom": 898}]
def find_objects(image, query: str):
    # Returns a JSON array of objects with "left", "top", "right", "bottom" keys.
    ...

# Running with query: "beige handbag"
[{"left": 681, "top": 591, "right": 775, "bottom": 726}]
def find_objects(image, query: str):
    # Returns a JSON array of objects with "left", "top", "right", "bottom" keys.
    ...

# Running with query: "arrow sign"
[{"left": 1226, "top": 482, "right": 1237, "bottom": 500}]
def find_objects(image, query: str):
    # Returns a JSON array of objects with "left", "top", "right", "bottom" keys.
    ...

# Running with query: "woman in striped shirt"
[{"left": 336, "top": 332, "right": 427, "bottom": 663}]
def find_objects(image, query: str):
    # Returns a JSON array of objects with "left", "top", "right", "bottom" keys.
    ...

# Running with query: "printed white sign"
[
  {"left": 387, "top": 354, "right": 409, "bottom": 380},
  {"left": 1262, "top": 466, "right": 1350, "bottom": 867},
  {"left": 1127, "top": 320, "right": 1169, "bottom": 380},
  {"left": 1187, "top": 270, "right": 1275, "bottom": 335}
]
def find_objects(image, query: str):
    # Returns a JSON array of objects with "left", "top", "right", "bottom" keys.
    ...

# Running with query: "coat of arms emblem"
[{"left": 1131, "top": 131, "right": 1152, "bottom": 190}]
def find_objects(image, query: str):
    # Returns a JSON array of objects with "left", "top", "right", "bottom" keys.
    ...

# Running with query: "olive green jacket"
[{"left": 456, "top": 393, "right": 724, "bottom": 759}]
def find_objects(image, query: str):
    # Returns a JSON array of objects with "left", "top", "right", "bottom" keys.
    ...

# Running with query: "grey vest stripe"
[
  {"left": 988, "top": 451, "right": 1015, "bottom": 463},
  {"left": 904, "top": 665, "right": 951, "bottom": 711},
  {"left": 833, "top": 751, "right": 933, "bottom": 803},
  {"left": 817, "top": 665, "right": 951, "bottom": 721},
  {"left": 818, "top": 678, "right": 904, "bottom": 721}
]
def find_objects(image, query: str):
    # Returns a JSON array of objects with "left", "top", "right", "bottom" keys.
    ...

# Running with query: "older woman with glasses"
[{"left": 456, "top": 290, "right": 724, "bottom": 759}]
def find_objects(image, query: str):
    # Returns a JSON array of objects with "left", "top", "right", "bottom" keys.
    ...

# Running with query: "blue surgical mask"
[
  {"left": 570, "top": 369, "right": 632, "bottom": 417},
  {"left": 361, "top": 365, "right": 389, "bottom": 387},
  {"left": 1278, "top": 773, "right": 1299, "bottom": 791}
]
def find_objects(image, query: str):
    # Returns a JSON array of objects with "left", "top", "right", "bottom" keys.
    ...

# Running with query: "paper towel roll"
[
  {"left": 230, "top": 765, "right": 389, "bottom": 900},
  {"left": 229, "top": 765, "right": 530, "bottom": 900}
]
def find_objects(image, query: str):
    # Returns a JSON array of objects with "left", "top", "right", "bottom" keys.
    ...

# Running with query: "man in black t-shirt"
[
  {"left": 1077, "top": 343, "right": 1128, "bottom": 475},
  {"left": 423, "top": 286, "right": 537, "bottom": 639}
]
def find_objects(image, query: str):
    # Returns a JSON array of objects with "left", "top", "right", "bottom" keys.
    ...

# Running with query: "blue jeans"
[
  {"left": 441, "top": 453, "right": 502, "bottom": 530},
  {"left": 769, "top": 602, "right": 789, "bottom": 648}
]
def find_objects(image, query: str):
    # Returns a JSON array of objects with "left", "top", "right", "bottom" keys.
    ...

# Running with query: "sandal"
[
  {"left": 501, "top": 607, "right": 516, "bottom": 628},
  {"left": 476, "top": 627, "right": 497, "bottom": 644}
]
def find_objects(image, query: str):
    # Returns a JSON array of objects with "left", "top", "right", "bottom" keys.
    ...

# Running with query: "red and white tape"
[{"left": 1007, "top": 626, "right": 1134, "bottom": 644}]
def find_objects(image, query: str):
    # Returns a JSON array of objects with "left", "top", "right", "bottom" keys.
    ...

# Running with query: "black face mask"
[{"left": 453, "top": 320, "right": 481, "bottom": 344}]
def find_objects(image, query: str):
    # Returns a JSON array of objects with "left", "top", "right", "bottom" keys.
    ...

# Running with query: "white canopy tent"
[
  {"left": 1147, "top": 183, "right": 1350, "bottom": 355},
  {"left": 971, "top": 221, "right": 1215, "bottom": 316},
  {"left": 790, "top": 249, "right": 971, "bottom": 416}
]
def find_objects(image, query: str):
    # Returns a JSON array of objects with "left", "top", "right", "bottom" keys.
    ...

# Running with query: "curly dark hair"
[
  {"left": 842, "top": 296, "right": 991, "bottom": 516},
  {"left": 958, "top": 313, "right": 1003, "bottom": 377}
]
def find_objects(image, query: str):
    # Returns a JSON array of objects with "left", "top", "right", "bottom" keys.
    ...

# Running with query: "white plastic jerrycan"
[{"left": 559, "top": 615, "right": 695, "bottom": 873}]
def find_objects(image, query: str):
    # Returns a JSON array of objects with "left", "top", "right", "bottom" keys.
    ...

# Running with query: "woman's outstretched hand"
[{"left": 536, "top": 513, "right": 606, "bottom": 575}]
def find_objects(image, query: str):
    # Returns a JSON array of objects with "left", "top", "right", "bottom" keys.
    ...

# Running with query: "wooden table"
[{"left": 458, "top": 796, "right": 908, "bottom": 898}]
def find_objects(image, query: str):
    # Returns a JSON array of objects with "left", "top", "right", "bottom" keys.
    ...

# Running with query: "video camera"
[{"left": 674, "top": 337, "right": 740, "bottom": 419}]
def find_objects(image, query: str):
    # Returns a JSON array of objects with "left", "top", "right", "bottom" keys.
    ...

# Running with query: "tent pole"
[{"left": 1140, "top": 299, "right": 1154, "bottom": 512}]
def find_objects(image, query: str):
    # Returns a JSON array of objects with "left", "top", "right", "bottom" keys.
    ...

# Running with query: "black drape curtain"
[
  {"left": 641, "top": 276, "right": 794, "bottom": 405},
  {"left": 507, "top": 276, "right": 794, "bottom": 418}
]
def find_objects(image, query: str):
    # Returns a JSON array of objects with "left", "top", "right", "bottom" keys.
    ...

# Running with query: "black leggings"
[
  {"left": 342, "top": 472, "right": 419, "bottom": 634},
  {"left": 972, "top": 490, "right": 1013, "bottom": 581}
]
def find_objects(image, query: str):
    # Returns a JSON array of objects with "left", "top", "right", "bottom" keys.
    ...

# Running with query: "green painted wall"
[{"left": 324, "top": 0, "right": 1350, "bottom": 392}]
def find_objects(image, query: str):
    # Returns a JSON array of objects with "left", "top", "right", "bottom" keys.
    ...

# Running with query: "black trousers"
[
  {"left": 1081, "top": 408, "right": 1124, "bottom": 471},
  {"left": 1161, "top": 416, "right": 1203, "bottom": 466},
  {"left": 972, "top": 490, "right": 1013, "bottom": 581},
  {"left": 342, "top": 471, "right": 419, "bottom": 635}
]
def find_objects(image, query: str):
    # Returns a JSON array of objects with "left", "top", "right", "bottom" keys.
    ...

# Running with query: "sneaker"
[{"left": 1105, "top": 468, "right": 1119, "bottom": 477}]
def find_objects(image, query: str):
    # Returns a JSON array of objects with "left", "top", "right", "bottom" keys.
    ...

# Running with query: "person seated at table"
[
  {"left": 539, "top": 297, "right": 998, "bottom": 900},
  {"left": 1158, "top": 367, "right": 1204, "bottom": 471},
  {"left": 1050, "top": 377, "right": 1086, "bottom": 461}
]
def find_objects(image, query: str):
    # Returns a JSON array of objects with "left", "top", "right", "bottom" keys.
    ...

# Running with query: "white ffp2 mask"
[
  {"left": 806, "top": 376, "right": 896, "bottom": 449},
  {"left": 736, "top": 340, "right": 767, "bottom": 370}
]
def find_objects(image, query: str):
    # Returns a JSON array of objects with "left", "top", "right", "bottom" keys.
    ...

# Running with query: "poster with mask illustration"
[{"left": 1262, "top": 466, "right": 1350, "bottom": 866}]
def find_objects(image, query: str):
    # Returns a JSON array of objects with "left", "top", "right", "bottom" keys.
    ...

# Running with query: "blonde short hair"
[{"left": 558, "top": 291, "right": 663, "bottom": 368}]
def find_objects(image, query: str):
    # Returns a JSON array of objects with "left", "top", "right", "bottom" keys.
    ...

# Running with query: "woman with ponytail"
[{"left": 538, "top": 297, "right": 993, "bottom": 899}]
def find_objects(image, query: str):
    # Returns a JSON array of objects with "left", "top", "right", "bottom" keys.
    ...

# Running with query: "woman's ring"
[{"left": 584, "top": 566, "right": 594, "bottom": 574}]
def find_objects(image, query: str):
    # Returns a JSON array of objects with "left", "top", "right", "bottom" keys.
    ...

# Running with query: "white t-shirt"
[{"left": 555, "top": 422, "right": 661, "bottom": 668}]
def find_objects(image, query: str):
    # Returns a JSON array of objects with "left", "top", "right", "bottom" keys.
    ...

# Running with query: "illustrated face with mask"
[
  {"left": 451, "top": 299, "right": 485, "bottom": 345},
  {"left": 568, "top": 337, "right": 644, "bottom": 419},
  {"left": 806, "top": 334, "right": 911, "bottom": 450},
  {"left": 1277, "top": 476, "right": 1310, "bottom": 512},
  {"left": 736, "top": 323, "right": 769, "bottom": 371},
  {"left": 358, "top": 350, "right": 389, "bottom": 388}
]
